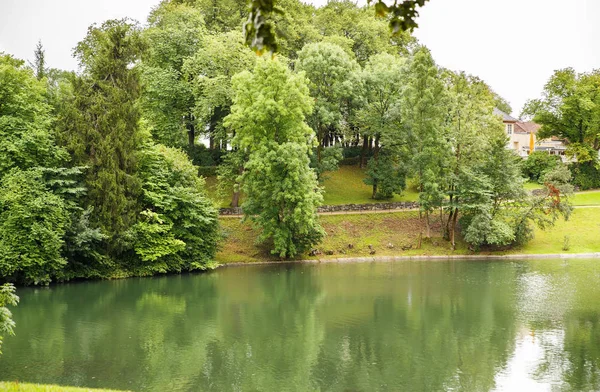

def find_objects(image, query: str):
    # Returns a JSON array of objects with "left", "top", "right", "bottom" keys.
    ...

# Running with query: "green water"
[{"left": 1, "top": 260, "right": 600, "bottom": 391}]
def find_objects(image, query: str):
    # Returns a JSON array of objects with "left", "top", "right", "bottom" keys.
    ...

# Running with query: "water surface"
[{"left": 1, "top": 259, "right": 600, "bottom": 391}]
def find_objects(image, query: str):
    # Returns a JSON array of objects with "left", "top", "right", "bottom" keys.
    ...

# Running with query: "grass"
[
  {"left": 204, "top": 164, "right": 419, "bottom": 208},
  {"left": 215, "top": 207, "right": 600, "bottom": 263},
  {"left": 0, "top": 382, "right": 126, "bottom": 392},
  {"left": 524, "top": 181, "right": 544, "bottom": 191},
  {"left": 570, "top": 190, "right": 600, "bottom": 206}
]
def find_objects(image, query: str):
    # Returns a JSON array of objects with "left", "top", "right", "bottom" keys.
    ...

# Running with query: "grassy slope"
[
  {"left": 571, "top": 190, "right": 600, "bottom": 206},
  {"left": 205, "top": 165, "right": 420, "bottom": 208},
  {"left": 0, "top": 382, "right": 126, "bottom": 392},
  {"left": 216, "top": 207, "right": 600, "bottom": 263}
]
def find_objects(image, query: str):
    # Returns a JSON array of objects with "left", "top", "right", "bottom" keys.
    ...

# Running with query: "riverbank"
[{"left": 216, "top": 207, "right": 600, "bottom": 264}]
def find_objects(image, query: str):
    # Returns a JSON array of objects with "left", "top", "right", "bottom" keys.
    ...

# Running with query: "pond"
[{"left": 1, "top": 259, "right": 600, "bottom": 391}]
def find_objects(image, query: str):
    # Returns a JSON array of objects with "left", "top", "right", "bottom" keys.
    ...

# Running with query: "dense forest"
[{"left": 0, "top": 0, "right": 583, "bottom": 289}]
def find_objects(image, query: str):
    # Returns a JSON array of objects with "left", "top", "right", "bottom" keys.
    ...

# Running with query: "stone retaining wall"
[{"left": 219, "top": 201, "right": 419, "bottom": 216}]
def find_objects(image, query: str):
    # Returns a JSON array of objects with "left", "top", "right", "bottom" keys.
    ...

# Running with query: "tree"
[
  {"left": 522, "top": 68, "right": 600, "bottom": 188},
  {"left": 314, "top": 1, "right": 413, "bottom": 65},
  {"left": 296, "top": 42, "right": 359, "bottom": 172},
  {"left": 60, "top": 19, "right": 145, "bottom": 241},
  {"left": 403, "top": 46, "right": 450, "bottom": 239},
  {"left": 29, "top": 40, "right": 47, "bottom": 80},
  {"left": 225, "top": 59, "right": 324, "bottom": 257},
  {"left": 0, "top": 54, "right": 66, "bottom": 179},
  {"left": 0, "top": 284, "right": 18, "bottom": 355},
  {"left": 244, "top": 0, "right": 427, "bottom": 54},
  {"left": 182, "top": 31, "right": 256, "bottom": 150},
  {"left": 521, "top": 151, "right": 561, "bottom": 183},
  {"left": 358, "top": 53, "right": 407, "bottom": 199},
  {"left": 0, "top": 169, "right": 69, "bottom": 285},
  {"left": 443, "top": 71, "right": 499, "bottom": 249},
  {"left": 141, "top": 2, "right": 207, "bottom": 147},
  {"left": 131, "top": 144, "right": 219, "bottom": 272}
]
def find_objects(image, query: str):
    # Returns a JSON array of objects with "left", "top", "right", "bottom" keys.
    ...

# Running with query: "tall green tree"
[
  {"left": 403, "top": 46, "right": 450, "bottom": 238},
  {"left": 522, "top": 68, "right": 600, "bottom": 189},
  {"left": 183, "top": 31, "right": 256, "bottom": 150},
  {"left": 443, "top": 71, "right": 499, "bottom": 248},
  {"left": 29, "top": 40, "right": 47, "bottom": 80},
  {"left": 60, "top": 19, "right": 145, "bottom": 241},
  {"left": 296, "top": 42, "right": 359, "bottom": 170},
  {"left": 141, "top": 2, "right": 206, "bottom": 147},
  {"left": 0, "top": 54, "right": 65, "bottom": 178},
  {"left": 225, "top": 59, "right": 324, "bottom": 258},
  {"left": 358, "top": 53, "right": 407, "bottom": 199}
]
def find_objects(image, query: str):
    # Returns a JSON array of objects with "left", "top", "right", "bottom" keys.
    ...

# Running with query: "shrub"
[
  {"left": 522, "top": 151, "right": 561, "bottom": 182},
  {"left": 0, "top": 169, "right": 69, "bottom": 285},
  {"left": 570, "top": 162, "right": 600, "bottom": 190}
]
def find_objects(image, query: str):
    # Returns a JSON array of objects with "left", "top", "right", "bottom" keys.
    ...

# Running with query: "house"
[{"left": 493, "top": 108, "right": 567, "bottom": 160}]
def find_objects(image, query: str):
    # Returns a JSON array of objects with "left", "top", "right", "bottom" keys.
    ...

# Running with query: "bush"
[
  {"left": 185, "top": 144, "right": 224, "bottom": 167},
  {"left": 197, "top": 166, "right": 217, "bottom": 178},
  {"left": 0, "top": 169, "right": 69, "bottom": 285},
  {"left": 132, "top": 144, "right": 220, "bottom": 272},
  {"left": 570, "top": 162, "right": 600, "bottom": 190},
  {"left": 522, "top": 151, "right": 561, "bottom": 182}
]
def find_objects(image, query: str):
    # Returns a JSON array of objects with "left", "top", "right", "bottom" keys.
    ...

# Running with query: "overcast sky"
[{"left": 1, "top": 0, "right": 598, "bottom": 115}]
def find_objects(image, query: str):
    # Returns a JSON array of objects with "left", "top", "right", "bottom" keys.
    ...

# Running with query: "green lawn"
[
  {"left": 205, "top": 165, "right": 419, "bottom": 208},
  {"left": 321, "top": 165, "right": 419, "bottom": 204},
  {"left": 0, "top": 382, "right": 126, "bottom": 392},
  {"left": 216, "top": 207, "right": 600, "bottom": 263},
  {"left": 524, "top": 181, "right": 544, "bottom": 191},
  {"left": 571, "top": 190, "right": 600, "bottom": 206}
]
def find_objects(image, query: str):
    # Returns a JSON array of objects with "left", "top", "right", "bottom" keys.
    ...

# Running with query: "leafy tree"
[
  {"left": 141, "top": 2, "right": 206, "bottom": 147},
  {"left": 403, "top": 46, "right": 450, "bottom": 237},
  {"left": 522, "top": 68, "right": 600, "bottom": 188},
  {"left": 521, "top": 151, "right": 561, "bottom": 183},
  {"left": 492, "top": 91, "right": 512, "bottom": 115},
  {"left": 314, "top": 1, "right": 413, "bottom": 65},
  {"left": 296, "top": 42, "right": 359, "bottom": 170},
  {"left": 444, "top": 71, "right": 499, "bottom": 248},
  {"left": 61, "top": 19, "right": 145, "bottom": 241},
  {"left": 183, "top": 31, "right": 256, "bottom": 150},
  {"left": 192, "top": 0, "right": 247, "bottom": 33},
  {"left": 29, "top": 40, "right": 47, "bottom": 80},
  {"left": 0, "top": 284, "right": 18, "bottom": 355},
  {"left": 244, "top": 0, "right": 424, "bottom": 54},
  {"left": 0, "top": 54, "right": 66, "bottom": 179},
  {"left": 0, "top": 169, "right": 69, "bottom": 285},
  {"left": 358, "top": 53, "right": 407, "bottom": 199},
  {"left": 226, "top": 59, "right": 324, "bottom": 257},
  {"left": 131, "top": 144, "right": 219, "bottom": 272}
]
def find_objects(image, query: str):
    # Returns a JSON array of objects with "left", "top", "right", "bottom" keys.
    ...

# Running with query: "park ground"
[{"left": 210, "top": 165, "right": 600, "bottom": 264}]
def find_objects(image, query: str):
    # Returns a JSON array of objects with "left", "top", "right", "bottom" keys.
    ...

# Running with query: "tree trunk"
[
  {"left": 231, "top": 190, "right": 240, "bottom": 208},
  {"left": 188, "top": 121, "right": 195, "bottom": 146},
  {"left": 360, "top": 134, "right": 369, "bottom": 168},
  {"left": 450, "top": 209, "right": 458, "bottom": 250},
  {"left": 425, "top": 210, "right": 431, "bottom": 238},
  {"left": 371, "top": 135, "right": 380, "bottom": 199}
]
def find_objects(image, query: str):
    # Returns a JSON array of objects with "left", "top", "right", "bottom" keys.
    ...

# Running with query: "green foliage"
[
  {"left": 183, "top": 31, "right": 256, "bottom": 148},
  {"left": 64, "top": 19, "right": 145, "bottom": 239},
  {"left": 0, "top": 169, "right": 69, "bottom": 285},
  {"left": 296, "top": 42, "right": 359, "bottom": 149},
  {"left": 133, "top": 144, "right": 219, "bottom": 271},
  {"left": 521, "top": 151, "right": 561, "bottom": 182},
  {"left": 311, "top": 146, "right": 344, "bottom": 180},
  {"left": 523, "top": 68, "right": 600, "bottom": 163},
  {"left": 0, "top": 283, "right": 18, "bottom": 355},
  {"left": 364, "top": 149, "right": 407, "bottom": 199},
  {"left": 141, "top": 2, "right": 206, "bottom": 147},
  {"left": 242, "top": 143, "right": 324, "bottom": 258},
  {"left": 0, "top": 54, "right": 66, "bottom": 178},
  {"left": 570, "top": 162, "right": 600, "bottom": 190},
  {"left": 226, "top": 59, "right": 324, "bottom": 257}
]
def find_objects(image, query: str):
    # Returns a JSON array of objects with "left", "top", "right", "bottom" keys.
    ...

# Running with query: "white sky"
[{"left": 1, "top": 0, "right": 598, "bottom": 115}]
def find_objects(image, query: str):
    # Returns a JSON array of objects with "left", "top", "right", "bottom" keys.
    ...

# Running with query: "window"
[{"left": 506, "top": 124, "right": 513, "bottom": 134}]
